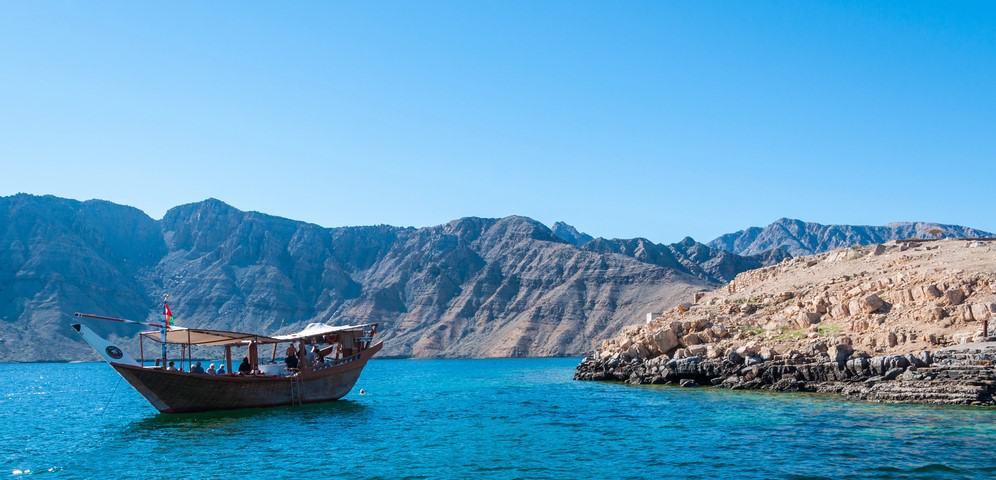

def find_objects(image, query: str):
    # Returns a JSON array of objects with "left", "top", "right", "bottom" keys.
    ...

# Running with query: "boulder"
[
  {"left": 845, "top": 355, "right": 870, "bottom": 375},
  {"left": 687, "top": 344, "right": 708, "bottom": 357},
  {"left": 859, "top": 294, "right": 886, "bottom": 314},
  {"left": 795, "top": 311, "right": 822, "bottom": 328},
  {"left": 944, "top": 289, "right": 965, "bottom": 305},
  {"left": 710, "top": 325, "right": 730, "bottom": 339},
  {"left": 759, "top": 347, "right": 778, "bottom": 361},
  {"left": 726, "top": 349, "right": 744, "bottom": 365},
  {"left": 959, "top": 305, "right": 975, "bottom": 322},
  {"left": 652, "top": 328, "right": 680, "bottom": 354},
  {"left": 735, "top": 343, "right": 758, "bottom": 357},
  {"left": 681, "top": 333, "right": 704, "bottom": 346},
  {"left": 828, "top": 343, "right": 853, "bottom": 365},
  {"left": 745, "top": 355, "right": 764, "bottom": 366},
  {"left": 971, "top": 304, "right": 992, "bottom": 321}
]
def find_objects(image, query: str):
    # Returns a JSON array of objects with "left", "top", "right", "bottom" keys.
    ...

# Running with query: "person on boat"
[
  {"left": 217, "top": 364, "right": 226, "bottom": 375},
  {"left": 304, "top": 344, "right": 316, "bottom": 365},
  {"left": 311, "top": 345, "right": 323, "bottom": 366},
  {"left": 206, "top": 363, "right": 217, "bottom": 375},
  {"left": 166, "top": 361, "right": 178, "bottom": 372},
  {"left": 285, "top": 344, "right": 299, "bottom": 370},
  {"left": 190, "top": 361, "right": 205, "bottom": 374},
  {"left": 154, "top": 358, "right": 161, "bottom": 369},
  {"left": 238, "top": 356, "right": 252, "bottom": 375}
]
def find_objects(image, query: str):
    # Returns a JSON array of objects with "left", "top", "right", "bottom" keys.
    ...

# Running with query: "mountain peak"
[{"left": 551, "top": 221, "right": 594, "bottom": 246}]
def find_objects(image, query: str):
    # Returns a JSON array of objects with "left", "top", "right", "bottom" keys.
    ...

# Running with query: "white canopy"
[
  {"left": 273, "top": 322, "right": 375, "bottom": 342},
  {"left": 139, "top": 327, "right": 279, "bottom": 346},
  {"left": 139, "top": 323, "right": 374, "bottom": 346}
]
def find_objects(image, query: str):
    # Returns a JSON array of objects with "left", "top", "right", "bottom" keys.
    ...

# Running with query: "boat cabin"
[{"left": 134, "top": 322, "right": 379, "bottom": 378}]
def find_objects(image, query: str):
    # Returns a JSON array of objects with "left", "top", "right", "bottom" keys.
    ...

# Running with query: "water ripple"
[{"left": 2, "top": 359, "right": 995, "bottom": 479}]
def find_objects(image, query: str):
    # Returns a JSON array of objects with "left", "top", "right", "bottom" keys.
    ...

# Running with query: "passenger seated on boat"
[
  {"left": 190, "top": 361, "right": 205, "bottom": 374},
  {"left": 206, "top": 363, "right": 216, "bottom": 375},
  {"left": 166, "top": 361, "right": 178, "bottom": 372},
  {"left": 154, "top": 359, "right": 161, "bottom": 369},
  {"left": 238, "top": 356, "right": 252, "bottom": 375},
  {"left": 217, "top": 364, "right": 226, "bottom": 375},
  {"left": 311, "top": 345, "right": 324, "bottom": 366},
  {"left": 285, "top": 345, "right": 299, "bottom": 370}
]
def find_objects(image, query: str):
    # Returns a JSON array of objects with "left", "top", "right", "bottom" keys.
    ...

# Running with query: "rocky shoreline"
[
  {"left": 575, "top": 342, "right": 996, "bottom": 405},
  {"left": 574, "top": 239, "right": 996, "bottom": 406}
]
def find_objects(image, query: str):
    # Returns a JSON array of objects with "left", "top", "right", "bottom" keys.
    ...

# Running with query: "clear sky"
[{"left": 1, "top": 1, "right": 994, "bottom": 243}]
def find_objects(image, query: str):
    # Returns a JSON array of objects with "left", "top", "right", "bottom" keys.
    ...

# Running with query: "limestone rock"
[
  {"left": 795, "top": 311, "right": 822, "bottom": 328},
  {"left": 652, "top": 328, "right": 680, "bottom": 354},
  {"left": 860, "top": 294, "right": 887, "bottom": 314},
  {"left": 944, "top": 289, "right": 965, "bottom": 305}
]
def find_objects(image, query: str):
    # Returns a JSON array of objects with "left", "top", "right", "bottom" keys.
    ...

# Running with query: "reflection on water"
[
  {"left": 3, "top": 359, "right": 996, "bottom": 479},
  {"left": 128, "top": 398, "right": 369, "bottom": 430}
]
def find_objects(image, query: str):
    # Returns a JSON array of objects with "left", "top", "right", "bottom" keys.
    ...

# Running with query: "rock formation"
[{"left": 575, "top": 239, "right": 996, "bottom": 405}]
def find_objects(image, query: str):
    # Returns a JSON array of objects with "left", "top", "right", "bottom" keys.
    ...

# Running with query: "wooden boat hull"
[{"left": 110, "top": 342, "right": 382, "bottom": 413}]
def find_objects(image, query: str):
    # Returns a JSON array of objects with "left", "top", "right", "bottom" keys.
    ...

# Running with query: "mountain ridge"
[
  {"left": 708, "top": 217, "right": 992, "bottom": 256},
  {"left": 1, "top": 194, "right": 990, "bottom": 361},
  {"left": 0, "top": 195, "right": 716, "bottom": 361}
]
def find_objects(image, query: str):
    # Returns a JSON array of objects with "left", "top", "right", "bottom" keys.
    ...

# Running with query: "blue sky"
[{"left": 1, "top": 1, "right": 994, "bottom": 243}]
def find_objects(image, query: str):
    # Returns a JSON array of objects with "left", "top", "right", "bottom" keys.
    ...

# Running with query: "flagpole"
[{"left": 161, "top": 294, "right": 169, "bottom": 368}]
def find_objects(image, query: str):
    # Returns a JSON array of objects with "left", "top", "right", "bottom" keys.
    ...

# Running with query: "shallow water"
[{"left": 2, "top": 358, "right": 995, "bottom": 479}]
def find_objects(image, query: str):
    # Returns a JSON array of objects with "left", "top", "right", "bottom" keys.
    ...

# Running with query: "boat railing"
[{"left": 309, "top": 352, "right": 363, "bottom": 372}]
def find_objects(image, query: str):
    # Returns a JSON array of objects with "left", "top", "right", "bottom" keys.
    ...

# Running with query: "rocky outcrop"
[
  {"left": 576, "top": 239, "right": 996, "bottom": 405},
  {"left": 576, "top": 342, "right": 996, "bottom": 405}
]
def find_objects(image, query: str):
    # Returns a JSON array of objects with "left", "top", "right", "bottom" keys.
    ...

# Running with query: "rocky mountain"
[
  {"left": 0, "top": 195, "right": 725, "bottom": 361},
  {"left": 2, "top": 195, "right": 990, "bottom": 362},
  {"left": 581, "top": 236, "right": 789, "bottom": 283},
  {"left": 709, "top": 218, "right": 992, "bottom": 256}
]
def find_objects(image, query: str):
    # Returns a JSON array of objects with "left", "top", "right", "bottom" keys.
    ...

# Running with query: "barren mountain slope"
[{"left": 0, "top": 195, "right": 715, "bottom": 360}]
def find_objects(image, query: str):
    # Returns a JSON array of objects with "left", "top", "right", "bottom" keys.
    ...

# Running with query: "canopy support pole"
[
  {"left": 187, "top": 329, "right": 192, "bottom": 372},
  {"left": 225, "top": 346, "right": 232, "bottom": 375}
]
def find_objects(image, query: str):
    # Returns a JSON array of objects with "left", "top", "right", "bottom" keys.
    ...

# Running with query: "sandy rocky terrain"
[{"left": 575, "top": 238, "right": 996, "bottom": 405}]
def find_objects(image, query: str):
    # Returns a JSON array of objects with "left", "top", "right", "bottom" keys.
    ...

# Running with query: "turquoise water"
[{"left": 3, "top": 358, "right": 996, "bottom": 479}]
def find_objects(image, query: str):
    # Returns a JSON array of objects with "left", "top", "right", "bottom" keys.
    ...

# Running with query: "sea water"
[{"left": 2, "top": 358, "right": 995, "bottom": 479}]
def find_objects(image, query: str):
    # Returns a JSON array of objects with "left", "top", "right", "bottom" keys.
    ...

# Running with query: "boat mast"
[{"left": 161, "top": 294, "right": 169, "bottom": 368}]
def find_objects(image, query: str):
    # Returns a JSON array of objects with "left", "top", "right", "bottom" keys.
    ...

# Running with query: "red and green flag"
[{"left": 164, "top": 302, "right": 174, "bottom": 327}]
